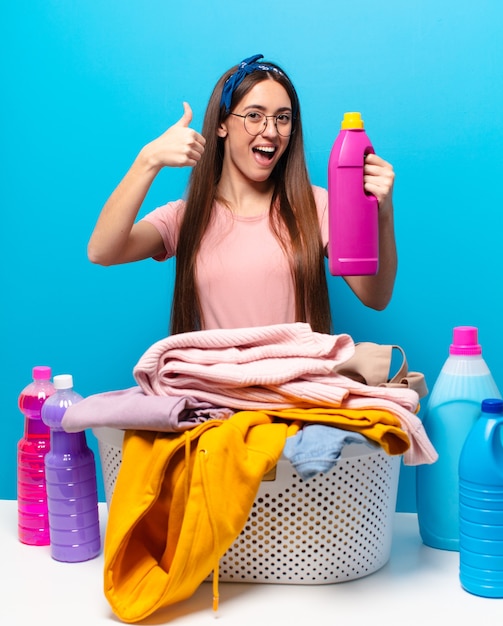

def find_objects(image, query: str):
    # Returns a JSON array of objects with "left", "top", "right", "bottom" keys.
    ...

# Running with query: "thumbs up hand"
[{"left": 144, "top": 102, "right": 206, "bottom": 169}]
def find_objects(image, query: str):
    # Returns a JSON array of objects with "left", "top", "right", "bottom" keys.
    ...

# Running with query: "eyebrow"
[{"left": 241, "top": 104, "right": 293, "bottom": 114}]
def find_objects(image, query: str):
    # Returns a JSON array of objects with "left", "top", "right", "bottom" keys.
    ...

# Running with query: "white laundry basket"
[{"left": 93, "top": 426, "right": 400, "bottom": 584}]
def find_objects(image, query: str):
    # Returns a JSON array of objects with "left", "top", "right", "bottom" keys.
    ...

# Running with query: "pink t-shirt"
[{"left": 141, "top": 185, "right": 329, "bottom": 330}]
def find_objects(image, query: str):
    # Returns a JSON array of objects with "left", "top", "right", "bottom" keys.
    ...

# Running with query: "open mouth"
[{"left": 252, "top": 145, "right": 276, "bottom": 161}]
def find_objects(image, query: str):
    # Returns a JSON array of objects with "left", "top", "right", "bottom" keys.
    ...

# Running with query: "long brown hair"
[{"left": 170, "top": 60, "right": 331, "bottom": 335}]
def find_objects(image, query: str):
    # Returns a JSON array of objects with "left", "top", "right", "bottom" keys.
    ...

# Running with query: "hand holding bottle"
[{"left": 363, "top": 153, "right": 395, "bottom": 214}]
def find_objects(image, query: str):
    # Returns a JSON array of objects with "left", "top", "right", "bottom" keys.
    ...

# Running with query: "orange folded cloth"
[{"left": 260, "top": 406, "right": 410, "bottom": 456}]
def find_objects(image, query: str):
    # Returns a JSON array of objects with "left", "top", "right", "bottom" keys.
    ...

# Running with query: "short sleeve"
[
  {"left": 140, "top": 199, "right": 186, "bottom": 261},
  {"left": 312, "top": 185, "right": 329, "bottom": 250}
]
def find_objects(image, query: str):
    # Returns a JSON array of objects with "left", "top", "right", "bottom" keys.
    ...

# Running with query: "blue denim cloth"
[{"left": 283, "top": 424, "right": 378, "bottom": 480}]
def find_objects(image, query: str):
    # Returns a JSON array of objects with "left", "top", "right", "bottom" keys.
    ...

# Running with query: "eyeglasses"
[{"left": 230, "top": 111, "right": 294, "bottom": 137}]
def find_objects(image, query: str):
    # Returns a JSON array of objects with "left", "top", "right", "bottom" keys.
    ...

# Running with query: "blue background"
[{"left": 2, "top": 1, "right": 502, "bottom": 511}]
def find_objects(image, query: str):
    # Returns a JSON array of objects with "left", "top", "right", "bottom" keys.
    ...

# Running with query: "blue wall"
[{"left": 2, "top": 1, "right": 503, "bottom": 511}]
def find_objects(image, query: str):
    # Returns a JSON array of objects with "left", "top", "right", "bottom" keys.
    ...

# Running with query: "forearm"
[
  {"left": 345, "top": 203, "right": 397, "bottom": 310},
  {"left": 88, "top": 103, "right": 206, "bottom": 266},
  {"left": 87, "top": 147, "right": 160, "bottom": 266}
]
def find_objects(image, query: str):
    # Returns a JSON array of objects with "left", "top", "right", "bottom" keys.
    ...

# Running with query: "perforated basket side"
[
  {"left": 93, "top": 428, "right": 400, "bottom": 584},
  {"left": 93, "top": 427, "right": 124, "bottom": 508},
  {"left": 216, "top": 447, "right": 400, "bottom": 584}
]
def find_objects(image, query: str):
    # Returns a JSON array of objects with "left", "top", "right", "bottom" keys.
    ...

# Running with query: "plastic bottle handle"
[{"left": 489, "top": 420, "right": 503, "bottom": 468}]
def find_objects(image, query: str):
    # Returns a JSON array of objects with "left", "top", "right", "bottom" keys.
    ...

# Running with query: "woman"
[{"left": 88, "top": 54, "right": 397, "bottom": 335}]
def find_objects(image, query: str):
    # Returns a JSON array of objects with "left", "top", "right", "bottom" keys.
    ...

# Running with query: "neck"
[{"left": 217, "top": 177, "right": 274, "bottom": 217}]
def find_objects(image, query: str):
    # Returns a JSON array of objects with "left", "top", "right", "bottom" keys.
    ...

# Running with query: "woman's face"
[{"left": 218, "top": 78, "right": 292, "bottom": 185}]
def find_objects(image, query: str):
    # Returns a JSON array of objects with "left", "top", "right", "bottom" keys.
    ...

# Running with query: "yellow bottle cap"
[{"left": 341, "top": 112, "right": 364, "bottom": 129}]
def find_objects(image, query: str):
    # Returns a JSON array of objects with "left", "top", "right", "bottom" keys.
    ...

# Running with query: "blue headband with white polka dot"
[{"left": 220, "top": 54, "right": 287, "bottom": 113}]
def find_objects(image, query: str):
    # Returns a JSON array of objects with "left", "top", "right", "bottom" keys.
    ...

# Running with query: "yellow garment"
[
  {"left": 260, "top": 406, "right": 410, "bottom": 456},
  {"left": 104, "top": 407, "right": 409, "bottom": 622},
  {"left": 104, "top": 411, "right": 288, "bottom": 623}
]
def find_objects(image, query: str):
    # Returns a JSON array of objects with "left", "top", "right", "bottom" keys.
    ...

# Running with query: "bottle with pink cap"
[
  {"left": 17, "top": 365, "right": 55, "bottom": 545},
  {"left": 416, "top": 326, "right": 502, "bottom": 551}
]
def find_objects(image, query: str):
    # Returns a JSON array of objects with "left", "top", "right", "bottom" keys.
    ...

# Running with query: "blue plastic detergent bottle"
[
  {"left": 459, "top": 398, "right": 503, "bottom": 598},
  {"left": 416, "top": 326, "right": 501, "bottom": 551}
]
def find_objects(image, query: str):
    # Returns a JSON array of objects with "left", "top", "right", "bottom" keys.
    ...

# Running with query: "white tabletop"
[{"left": 1, "top": 500, "right": 501, "bottom": 625}]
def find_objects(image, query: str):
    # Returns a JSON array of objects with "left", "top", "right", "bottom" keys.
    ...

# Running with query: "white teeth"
[{"left": 255, "top": 146, "right": 275, "bottom": 153}]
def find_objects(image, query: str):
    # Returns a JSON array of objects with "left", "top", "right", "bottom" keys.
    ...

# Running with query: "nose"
[{"left": 261, "top": 116, "right": 278, "bottom": 137}]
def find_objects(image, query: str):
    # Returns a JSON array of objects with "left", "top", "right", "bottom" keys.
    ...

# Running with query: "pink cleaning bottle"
[
  {"left": 17, "top": 366, "right": 55, "bottom": 545},
  {"left": 328, "top": 112, "right": 378, "bottom": 276}
]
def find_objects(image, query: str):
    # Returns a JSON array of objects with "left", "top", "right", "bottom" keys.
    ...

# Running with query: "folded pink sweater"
[{"left": 133, "top": 323, "right": 437, "bottom": 465}]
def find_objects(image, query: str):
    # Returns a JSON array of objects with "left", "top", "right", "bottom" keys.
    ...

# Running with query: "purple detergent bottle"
[
  {"left": 41, "top": 374, "right": 101, "bottom": 562},
  {"left": 17, "top": 366, "right": 55, "bottom": 545},
  {"left": 328, "top": 112, "right": 378, "bottom": 276}
]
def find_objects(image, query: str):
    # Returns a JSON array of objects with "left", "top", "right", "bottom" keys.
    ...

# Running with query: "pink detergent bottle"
[
  {"left": 17, "top": 365, "right": 55, "bottom": 545},
  {"left": 328, "top": 112, "right": 378, "bottom": 276}
]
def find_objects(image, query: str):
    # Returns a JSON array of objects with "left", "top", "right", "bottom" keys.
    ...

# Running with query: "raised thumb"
[{"left": 176, "top": 101, "right": 193, "bottom": 127}]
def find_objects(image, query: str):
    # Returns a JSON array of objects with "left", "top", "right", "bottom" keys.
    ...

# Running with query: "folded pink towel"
[
  {"left": 133, "top": 323, "right": 437, "bottom": 465},
  {"left": 133, "top": 322, "right": 355, "bottom": 393}
]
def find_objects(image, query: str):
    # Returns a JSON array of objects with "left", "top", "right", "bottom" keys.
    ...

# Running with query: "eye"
[
  {"left": 276, "top": 113, "right": 291, "bottom": 124},
  {"left": 246, "top": 111, "right": 264, "bottom": 122}
]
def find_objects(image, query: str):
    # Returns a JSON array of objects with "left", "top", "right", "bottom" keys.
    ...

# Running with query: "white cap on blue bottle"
[{"left": 53, "top": 374, "right": 73, "bottom": 390}]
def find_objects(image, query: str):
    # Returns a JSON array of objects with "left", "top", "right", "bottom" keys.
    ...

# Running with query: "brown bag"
[{"left": 334, "top": 342, "right": 428, "bottom": 398}]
